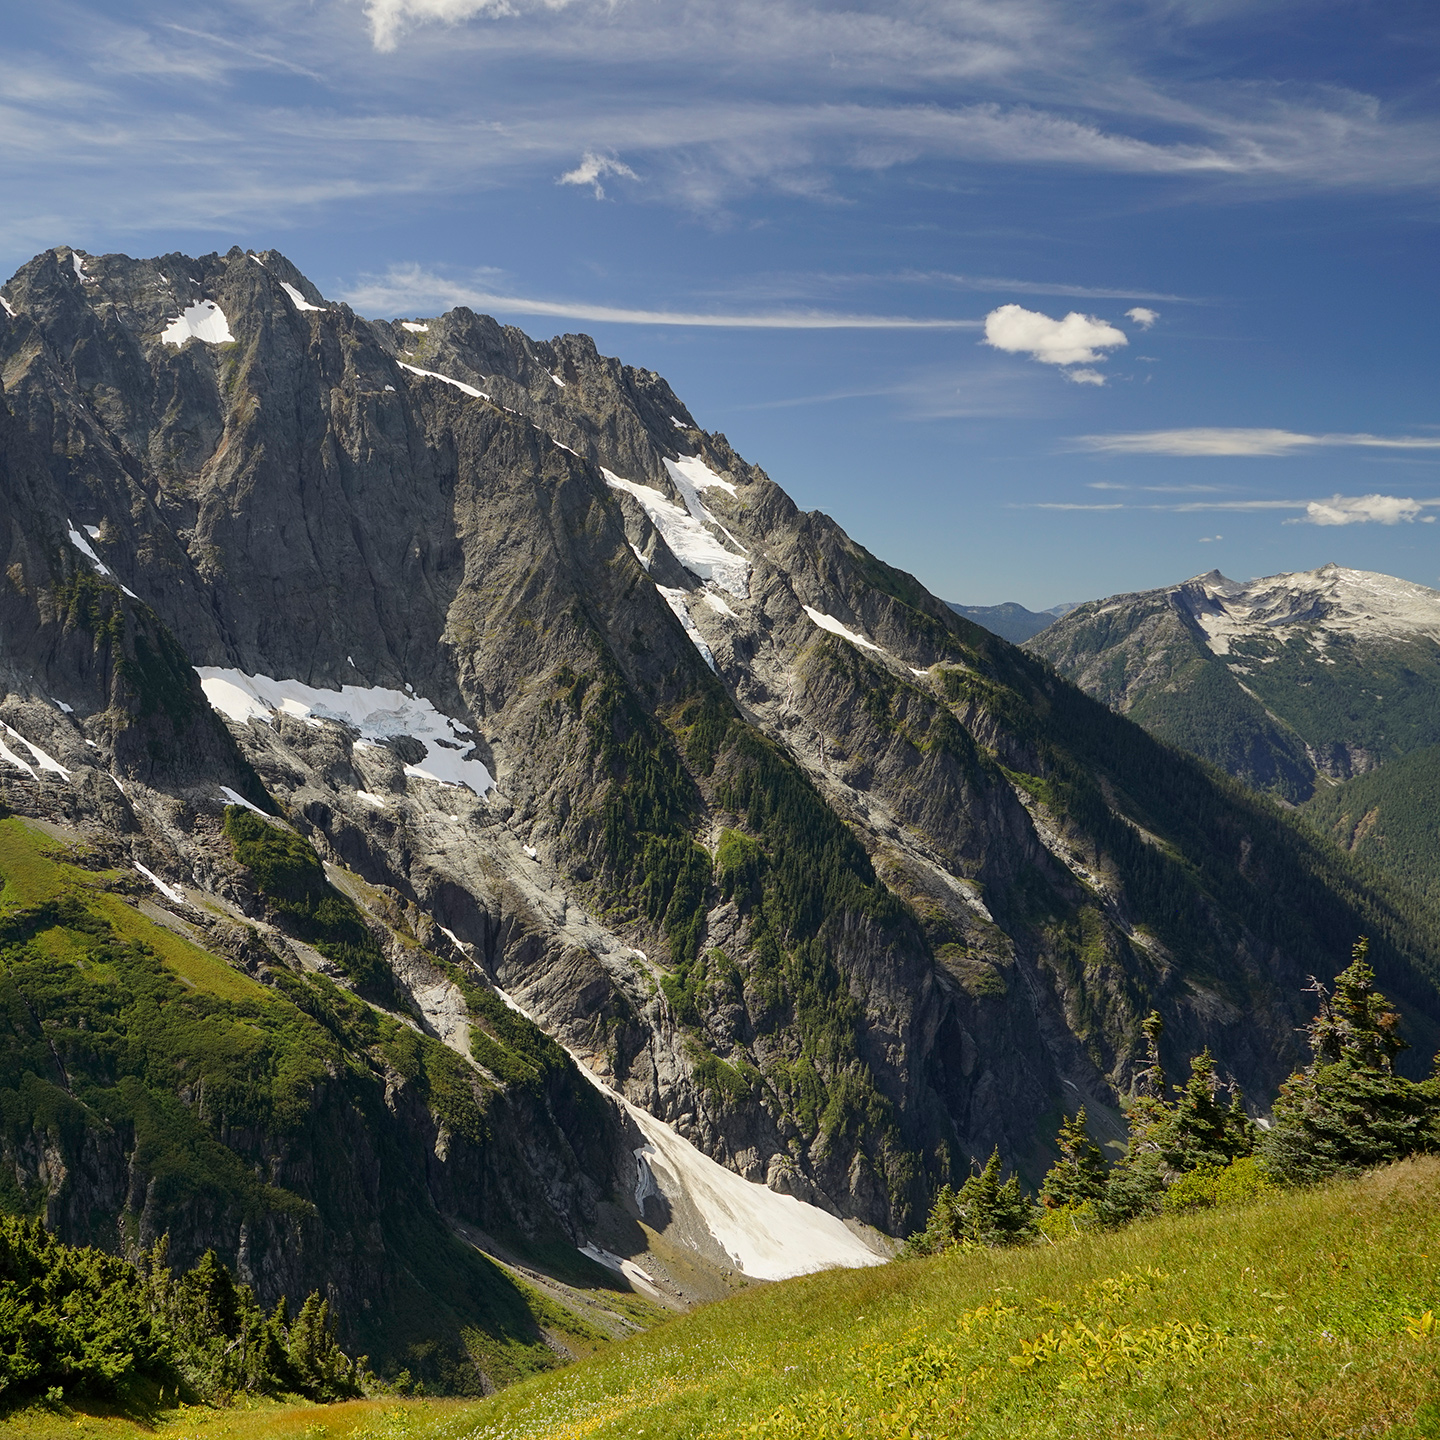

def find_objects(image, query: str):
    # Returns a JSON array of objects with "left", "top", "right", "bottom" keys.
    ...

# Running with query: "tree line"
[
  {"left": 907, "top": 940, "right": 1440, "bottom": 1253},
  {"left": 0, "top": 1224, "right": 363, "bottom": 1410}
]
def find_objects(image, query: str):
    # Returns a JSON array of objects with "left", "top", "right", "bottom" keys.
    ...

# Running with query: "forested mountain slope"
[
  {"left": 1029, "top": 566, "right": 1440, "bottom": 906},
  {"left": 2, "top": 245, "right": 1439, "bottom": 1384}
]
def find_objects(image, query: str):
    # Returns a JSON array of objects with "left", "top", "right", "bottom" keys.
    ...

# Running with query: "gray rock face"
[{"left": 3, "top": 247, "right": 1440, "bottom": 1331}]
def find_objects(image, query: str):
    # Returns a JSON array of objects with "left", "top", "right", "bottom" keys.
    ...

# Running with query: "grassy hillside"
[
  {"left": 0, "top": 814, "right": 649, "bottom": 1385},
  {"left": 15, "top": 1159, "right": 1440, "bottom": 1439}
]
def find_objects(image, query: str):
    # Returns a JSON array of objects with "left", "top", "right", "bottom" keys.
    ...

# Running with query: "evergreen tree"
[
  {"left": 907, "top": 1149, "right": 1038, "bottom": 1253},
  {"left": 1261, "top": 939, "right": 1440, "bottom": 1184},
  {"left": 1040, "top": 1106, "right": 1108, "bottom": 1210},
  {"left": 1155, "top": 1050, "right": 1255, "bottom": 1174}
]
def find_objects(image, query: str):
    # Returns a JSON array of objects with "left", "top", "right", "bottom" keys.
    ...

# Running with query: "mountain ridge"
[{"left": 4, "top": 244, "right": 1440, "bottom": 1385}]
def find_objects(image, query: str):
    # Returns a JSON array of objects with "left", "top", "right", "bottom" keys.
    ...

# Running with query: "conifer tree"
[
  {"left": 1040, "top": 1106, "right": 1108, "bottom": 1210},
  {"left": 1261, "top": 939, "right": 1440, "bottom": 1184},
  {"left": 907, "top": 1149, "right": 1038, "bottom": 1253}
]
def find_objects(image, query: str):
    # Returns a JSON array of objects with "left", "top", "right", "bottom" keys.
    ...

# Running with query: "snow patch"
[
  {"left": 574, "top": 1059, "right": 885, "bottom": 1281},
  {"left": 53, "top": 698, "right": 74, "bottom": 714},
  {"left": 0, "top": 295, "right": 14, "bottom": 318},
  {"left": 603, "top": 468, "right": 750, "bottom": 598},
  {"left": 196, "top": 670, "right": 496, "bottom": 796},
  {"left": 658, "top": 586, "right": 717, "bottom": 671},
  {"left": 401, "top": 321, "right": 429, "bottom": 333},
  {"left": 579, "top": 1245, "right": 666, "bottom": 1302},
  {"left": 523, "top": 845, "right": 539, "bottom": 860},
  {"left": 664, "top": 454, "right": 737, "bottom": 498},
  {"left": 161, "top": 300, "right": 234, "bottom": 347},
  {"left": 355, "top": 790, "right": 390, "bottom": 808},
  {"left": 488, "top": 980, "right": 883, "bottom": 1281},
  {"left": 1, "top": 723, "right": 70, "bottom": 781},
  {"left": 803, "top": 606, "right": 883, "bottom": 653},
  {"left": 218, "top": 784, "right": 268, "bottom": 816},
  {"left": 628, "top": 543, "right": 652, "bottom": 573},
  {"left": 438, "top": 925, "right": 470, "bottom": 952},
  {"left": 0, "top": 735, "right": 35, "bottom": 778},
  {"left": 280, "top": 281, "right": 324, "bottom": 312},
  {"left": 71, "top": 251, "right": 95, "bottom": 285},
  {"left": 83, "top": 525, "right": 102, "bottom": 540},
  {"left": 67, "top": 521, "right": 111, "bottom": 576},
  {"left": 670, "top": 416, "right": 686, "bottom": 428},
  {"left": 397, "top": 362, "right": 488, "bottom": 400},
  {"left": 134, "top": 863, "right": 184, "bottom": 904},
  {"left": 549, "top": 372, "right": 566, "bottom": 388},
  {"left": 702, "top": 591, "right": 737, "bottom": 619}
]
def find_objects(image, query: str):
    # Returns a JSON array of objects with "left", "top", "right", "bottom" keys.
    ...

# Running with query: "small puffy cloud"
[
  {"left": 1125, "top": 306, "right": 1158, "bottom": 329},
  {"left": 558, "top": 151, "right": 639, "bottom": 199},
  {"left": 1300, "top": 494, "right": 1428, "bottom": 526},
  {"left": 1065, "top": 368, "right": 1107, "bottom": 385},
  {"left": 982, "top": 304, "right": 1128, "bottom": 371}
]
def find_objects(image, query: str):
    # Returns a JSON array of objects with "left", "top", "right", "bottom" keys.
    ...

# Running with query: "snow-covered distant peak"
[
  {"left": 280, "top": 281, "right": 324, "bottom": 312},
  {"left": 1186, "top": 564, "right": 1440, "bottom": 656},
  {"left": 161, "top": 300, "right": 234, "bottom": 347},
  {"left": 196, "top": 669, "right": 496, "bottom": 796}
]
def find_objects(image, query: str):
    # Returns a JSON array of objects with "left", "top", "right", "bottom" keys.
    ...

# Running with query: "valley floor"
[{"left": 11, "top": 1159, "right": 1440, "bottom": 1440}]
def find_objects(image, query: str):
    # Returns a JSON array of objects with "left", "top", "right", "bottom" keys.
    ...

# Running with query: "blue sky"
[{"left": 3, "top": 0, "right": 1438, "bottom": 607}]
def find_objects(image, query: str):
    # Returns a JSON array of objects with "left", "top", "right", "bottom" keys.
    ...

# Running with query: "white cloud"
[
  {"left": 1125, "top": 306, "right": 1158, "bottom": 329},
  {"left": 1074, "top": 428, "right": 1440, "bottom": 457},
  {"left": 1298, "top": 494, "right": 1430, "bottom": 526},
  {"left": 1015, "top": 494, "right": 1440, "bottom": 523},
  {"left": 558, "top": 151, "right": 639, "bottom": 199},
  {"left": 342, "top": 263, "right": 984, "bottom": 328},
  {"left": 983, "top": 304, "right": 1127, "bottom": 377},
  {"left": 364, "top": 0, "right": 585, "bottom": 52}
]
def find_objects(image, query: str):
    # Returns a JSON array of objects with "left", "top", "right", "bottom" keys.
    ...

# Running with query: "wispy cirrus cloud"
[
  {"left": 1018, "top": 493, "right": 1440, "bottom": 525},
  {"left": 1073, "top": 428, "right": 1440, "bottom": 456},
  {"left": 341, "top": 264, "right": 984, "bottom": 328}
]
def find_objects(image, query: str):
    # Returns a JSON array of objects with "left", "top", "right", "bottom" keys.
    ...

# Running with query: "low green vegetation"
[
  {"left": 16, "top": 1158, "right": 1438, "bottom": 1439},
  {"left": 223, "top": 808, "right": 392, "bottom": 996},
  {"left": 0, "top": 816, "right": 620, "bottom": 1388},
  {"left": 0, "top": 1218, "right": 362, "bottom": 1408}
]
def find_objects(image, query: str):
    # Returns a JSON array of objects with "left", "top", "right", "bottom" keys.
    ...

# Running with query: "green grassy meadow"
[{"left": 11, "top": 1159, "right": 1440, "bottom": 1440}]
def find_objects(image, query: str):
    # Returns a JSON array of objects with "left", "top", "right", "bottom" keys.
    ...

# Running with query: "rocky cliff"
[{"left": 3, "top": 247, "right": 1440, "bottom": 1381}]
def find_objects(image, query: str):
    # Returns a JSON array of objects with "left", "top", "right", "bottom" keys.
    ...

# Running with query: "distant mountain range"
[
  {"left": 946, "top": 600, "right": 1076, "bottom": 644},
  {"left": 1028, "top": 564, "right": 1440, "bottom": 906}
]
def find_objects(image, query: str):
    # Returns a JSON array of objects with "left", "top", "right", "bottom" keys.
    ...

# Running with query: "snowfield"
[
  {"left": 658, "top": 586, "right": 717, "bottom": 671},
  {"left": 160, "top": 300, "right": 235, "bottom": 347},
  {"left": 603, "top": 468, "right": 750, "bottom": 598},
  {"left": 196, "top": 670, "right": 496, "bottom": 795}
]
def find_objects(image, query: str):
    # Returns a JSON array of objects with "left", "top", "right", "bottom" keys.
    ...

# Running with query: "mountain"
[
  {"left": 1029, "top": 566, "right": 1440, "bottom": 805},
  {"left": 3, "top": 246, "right": 1440, "bottom": 1388},
  {"left": 945, "top": 601, "right": 1059, "bottom": 644}
]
